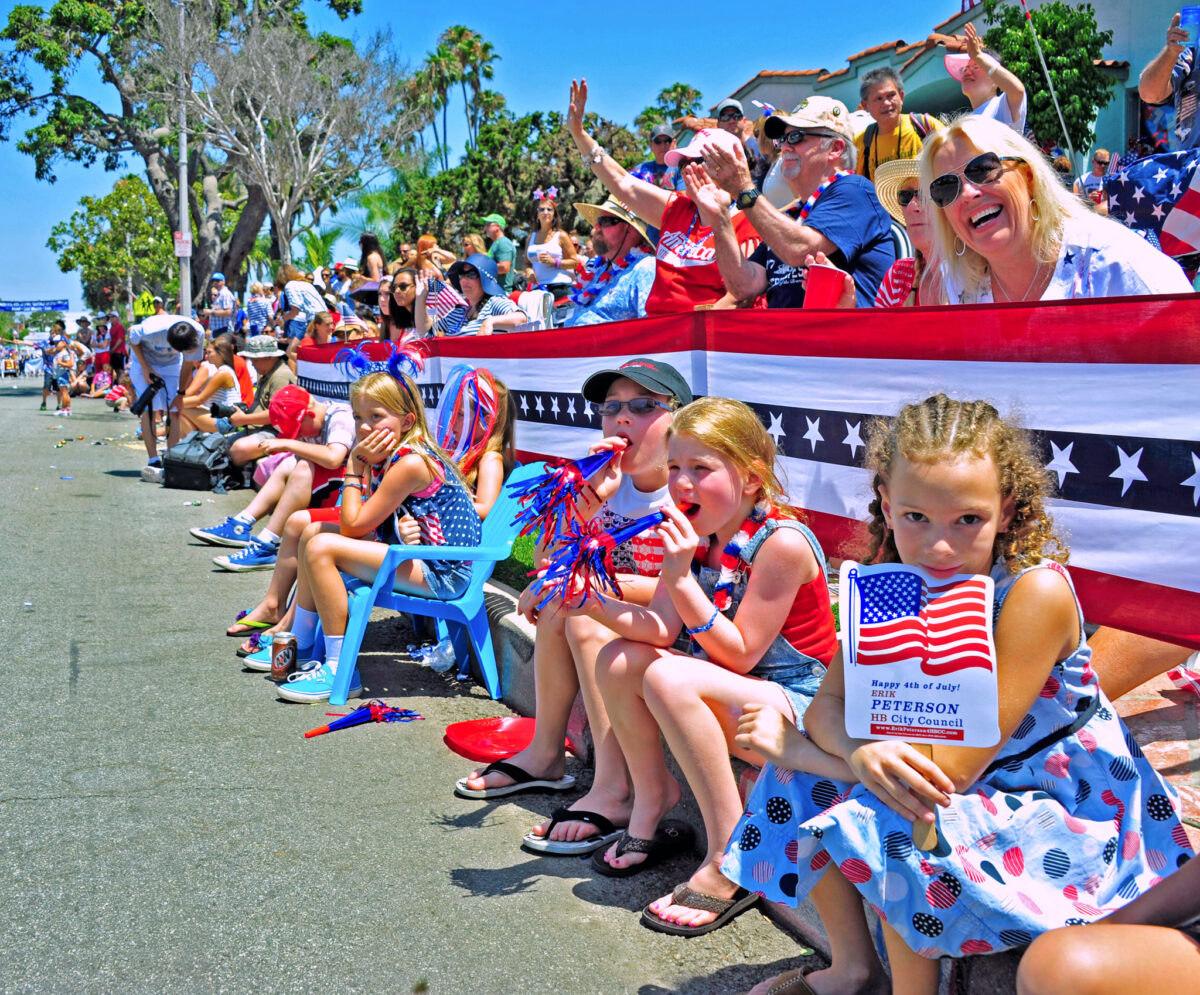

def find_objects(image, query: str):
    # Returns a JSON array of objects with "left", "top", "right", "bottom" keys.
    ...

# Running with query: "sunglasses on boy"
[
  {"left": 591, "top": 397, "right": 673, "bottom": 417},
  {"left": 718, "top": 110, "right": 743, "bottom": 122},
  {"left": 651, "top": 136, "right": 673, "bottom": 146},
  {"left": 928, "top": 152, "right": 1025, "bottom": 209}
]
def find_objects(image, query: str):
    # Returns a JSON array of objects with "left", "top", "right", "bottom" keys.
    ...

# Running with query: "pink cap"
[
  {"left": 944, "top": 53, "right": 970, "bottom": 82},
  {"left": 664, "top": 127, "right": 744, "bottom": 167}
]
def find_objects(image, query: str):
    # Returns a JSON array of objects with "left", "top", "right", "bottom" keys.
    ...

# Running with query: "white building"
[{"left": 710, "top": 1, "right": 1175, "bottom": 169}]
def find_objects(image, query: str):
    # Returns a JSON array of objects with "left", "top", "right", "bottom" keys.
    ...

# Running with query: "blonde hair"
[
  {"left": 463, "top": 233, "right": 487, "bottom": 256},
  {"left": 349, "top": 371, "right": 462, "bottom": 484},
  {"left": 668, "top": 397, "right": 794, "bottom": 518},
  {"left": 863, "top": 393, "right": 1068, "bottom": 572},
  {"left": 920, "top": 115, "right": 1094, "bottom": 301}
]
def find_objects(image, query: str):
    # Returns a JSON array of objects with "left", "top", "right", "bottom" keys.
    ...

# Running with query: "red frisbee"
[{"left": 443, "top": 716, "right": 577, "bottom": 763}]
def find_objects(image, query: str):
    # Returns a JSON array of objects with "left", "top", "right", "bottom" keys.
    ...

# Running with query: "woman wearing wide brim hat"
[
  {"left": 870, "top": 157, "right": 935, "bottom": 307},
  {"left": 414, "top": 253, "right": 529, "bottom": 337}
]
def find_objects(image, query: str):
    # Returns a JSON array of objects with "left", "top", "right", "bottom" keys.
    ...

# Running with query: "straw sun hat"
[
  {"left": 572, "top": 197, "right": 650, "bottom": 244},
  {"left": 872, "top": 157, "right": 922, "bottom": 226}
]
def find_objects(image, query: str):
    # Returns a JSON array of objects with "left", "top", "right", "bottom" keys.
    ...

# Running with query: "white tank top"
[
  {"left": 526, "top": 234, "right": 572, "bottom": 286},
  {"left": 208, "top": 366, "right": 242, "bottom": 408}
]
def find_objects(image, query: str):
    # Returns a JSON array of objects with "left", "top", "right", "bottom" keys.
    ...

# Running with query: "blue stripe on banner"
[{"left": 501, "top": 385, "right": 1200, "bottom": 520}]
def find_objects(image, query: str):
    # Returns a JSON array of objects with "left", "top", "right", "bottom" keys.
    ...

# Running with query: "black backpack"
[{"left": 162, "top": 431, "right": 231, "bottom": 491}]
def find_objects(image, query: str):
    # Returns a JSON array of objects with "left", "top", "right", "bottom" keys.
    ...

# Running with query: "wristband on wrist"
[
  {"left": 684, "top": 607, "right": 720, "bottom": 636},
  {"left": 582, "top": 145, "right": 607, "bottom": 167},
  {"left": 342, "top": 480, "right": 363, "bottom": 490}
]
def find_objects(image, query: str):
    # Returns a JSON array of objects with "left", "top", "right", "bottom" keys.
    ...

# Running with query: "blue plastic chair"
[{"left": 326, "top": 461, "right": 546, "bottom": 706}]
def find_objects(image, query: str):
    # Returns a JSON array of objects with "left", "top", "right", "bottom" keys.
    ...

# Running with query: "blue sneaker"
[
  {"left": 243, "top": 640, "right": 316, "bottom": 673},
  {"left": 214, "top": 537, "right": 278, "bottom": 572},
  {"left": 191, "top": 516, "right": 253, "bottom": 547},
  {"left": 276, "top": 662, "right": 361, "bottom": 703}
]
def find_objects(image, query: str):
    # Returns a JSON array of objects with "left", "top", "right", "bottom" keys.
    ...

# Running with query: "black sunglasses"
[
  {"left": 459, "top": 268, "right": 481, "bottom": 280},
  {"left": 594, "top": 216, "right": 625, "bottom": 228},
  {"left": 896, "top": 187, "right": 922, "bottom": 209},
  {"left": 718, "top": 110, "right": 743, "bottom": 121},
  {"left": 393, "top": 282, "right": 414, "bottom": 291},
  {"left": 928, "top": 152, "right": 1025, "bottom": 208},
  {"left": 773, "top": 128, "right": 826, "bottom": 150},
  {"left": 651, "top": 136, "right": 673, "bottom": 146},
  {"left": 591, "top": 397, "right": 672, "bottom": 417}
]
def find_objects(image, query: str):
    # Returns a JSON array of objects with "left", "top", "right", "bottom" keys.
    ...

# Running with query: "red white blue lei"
[
  {"left": 569, "top": 247, "right": 650, "bottom": 307},
  {"left": 794, "top": 170, "right": 851, "bottom": 223},
  {"left": 692, "top": 501, "right": 782, "bottom": 612}
]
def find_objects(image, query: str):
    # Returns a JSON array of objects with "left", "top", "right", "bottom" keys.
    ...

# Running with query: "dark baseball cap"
[{"left": 582, "top": 358, "right": 693, "bottom": 406}]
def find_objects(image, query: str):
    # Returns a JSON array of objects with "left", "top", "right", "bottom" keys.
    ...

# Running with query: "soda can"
[{"left": 270, "top": 632, "right": 298, "bottom": 683}]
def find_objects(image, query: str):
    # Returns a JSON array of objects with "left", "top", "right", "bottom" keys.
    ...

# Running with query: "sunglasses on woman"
[
  {"left": 459, "top": 268, "right": 480, "bottom": 280},
  {"left": 718, "top": 110, "right": 743, "bottom": 122},
  {"left": 896, "top": 187, "right": 923, "bottom": 209},
  {"left": 393, "top": 282, "right": 414, "bottom": 292},
  {"left": 928, "top": 152, "right": 1025, "bottom": 208},
  {"left": 590, "top": 397, "right": 672, "bottom": 417}
]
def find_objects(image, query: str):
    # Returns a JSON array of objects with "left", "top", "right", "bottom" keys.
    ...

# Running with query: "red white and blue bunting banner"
[{"left": 297, "top": 294, "right": 1200, "bottom": 649}]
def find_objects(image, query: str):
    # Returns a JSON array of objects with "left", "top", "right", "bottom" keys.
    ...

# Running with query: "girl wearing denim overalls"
[{"left": 561, "top": 397, "right": 848, "bottom": 937}]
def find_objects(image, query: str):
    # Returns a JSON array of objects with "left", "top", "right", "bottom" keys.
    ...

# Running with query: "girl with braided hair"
[{"left": 723, "top": 394, "right": 1192, "bottom": 995}]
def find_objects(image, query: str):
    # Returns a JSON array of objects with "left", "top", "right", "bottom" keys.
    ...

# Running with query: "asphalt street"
[{"left": 0, "top": 380, "right": 816, "bottom": 994}]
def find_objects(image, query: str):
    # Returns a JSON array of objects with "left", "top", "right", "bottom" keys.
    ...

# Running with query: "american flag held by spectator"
[
  {"left": 845, "top": 565, "right": 995, "bottom": 678},
  {"left": 840, "top": 560, "right": 1000, "bottom": 746},
  {"left": 428, "top": 279, "right": 469, "bottom": 336},
  {"left": 1105, "top": 149, "right": 1200, "bottom": 257}
]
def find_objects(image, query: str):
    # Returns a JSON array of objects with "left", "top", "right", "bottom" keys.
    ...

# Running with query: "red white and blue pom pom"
[{"left": 511, "top": 449, "right": 618, "bottom": 543}]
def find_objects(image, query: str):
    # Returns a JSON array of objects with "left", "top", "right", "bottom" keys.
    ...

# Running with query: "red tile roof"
[{"left": 845, "top": 40, "right": 907, "bottom": 63}]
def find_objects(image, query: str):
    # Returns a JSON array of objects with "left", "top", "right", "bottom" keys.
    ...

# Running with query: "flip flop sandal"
[
  {"left": 227, "top": 609, "right": 273, "bottom": 636},
  {"left": 236, "top": 632, "right": 270, "bottom": 658},
  {"left": 521, "top": 807, "right": 624, "bottom": 856},
  {"left": 738, "top": 970, "right": 819, "bottom": 995},
  {"left": 640, "top": 883, "right": 759, "bottom": 937},
  {"left": 453, "top": 760, "right": 576, "bottom": 800},
  {"left": 590, "top": 819, "right": 696, "bottom": 878}
]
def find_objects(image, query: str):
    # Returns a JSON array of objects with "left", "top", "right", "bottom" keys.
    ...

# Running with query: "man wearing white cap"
[
  {"left": 567, "top": 79, "right": 763, "bottom": 314},
  {"left": 686, "top": 95, "right": 895, "bottom": 308}
]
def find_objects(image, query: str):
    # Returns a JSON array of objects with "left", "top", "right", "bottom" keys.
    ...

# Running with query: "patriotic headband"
[
  {"left": 533, "top": 186, "right": 559, "bottom": 203},
  {"left": 335, "top": 340, "right": 427, "bottom": 408},
  {"left": 435, "top": 363, "right": 499, "bottom": 475}
]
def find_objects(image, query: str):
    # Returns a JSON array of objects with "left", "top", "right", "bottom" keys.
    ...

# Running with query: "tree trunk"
[{"left": 217, "top": 184, "right": 269, "bottom": 298}]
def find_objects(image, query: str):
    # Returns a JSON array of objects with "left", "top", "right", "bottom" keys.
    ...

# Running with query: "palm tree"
[
  {"left": 424, "top": 43, "right": 459, "bottom": 171},
  {"left": 247, "top": 232, "right": 275, "bottom": 285},
  {"left": 295, "top": 227, "right": 342, "bottom": 276},
  {"left": 657, "top": 82, "right": 704, "bottom": 121},
  {"left": 438, "top": 26, "right": 499, "bottom": 152}
]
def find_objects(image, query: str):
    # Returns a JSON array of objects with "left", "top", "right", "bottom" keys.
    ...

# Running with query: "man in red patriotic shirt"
[{"left": 567, "top": 79, "right": 762, "bottom": 313}]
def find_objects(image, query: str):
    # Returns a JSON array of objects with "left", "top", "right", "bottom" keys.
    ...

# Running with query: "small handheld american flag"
[{"left": 428, "top": 278, "right": 469, "bottom": 336}]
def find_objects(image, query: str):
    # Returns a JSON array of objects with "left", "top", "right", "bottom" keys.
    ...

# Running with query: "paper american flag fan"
[{"left": 839, "top": 561, "right": 1001, "bottom": 749}]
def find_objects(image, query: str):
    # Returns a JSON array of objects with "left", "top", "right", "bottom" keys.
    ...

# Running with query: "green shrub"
[{"left": 492, "top": 533, "right": 537, "bottom": 592}]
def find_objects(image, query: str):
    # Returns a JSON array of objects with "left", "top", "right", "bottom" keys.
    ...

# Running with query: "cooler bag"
[{"left": 162, "top": 431, "right": 231, "bottom": 490}]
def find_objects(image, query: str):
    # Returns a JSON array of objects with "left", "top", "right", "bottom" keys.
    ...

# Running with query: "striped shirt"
[{"left": 873, "top": 257, "right": 918, "bottom": 308}]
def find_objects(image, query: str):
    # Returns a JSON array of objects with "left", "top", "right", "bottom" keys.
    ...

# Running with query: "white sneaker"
[{"left": 141, "top": 464, "right": 164, "bottom": 483}]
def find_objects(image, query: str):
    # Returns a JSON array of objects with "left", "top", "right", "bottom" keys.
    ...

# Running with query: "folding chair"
[{"left": 327, "top": 461, "right": 546, "bottom": 705}]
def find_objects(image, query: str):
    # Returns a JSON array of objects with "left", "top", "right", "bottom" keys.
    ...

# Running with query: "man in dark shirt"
[{"left": 690, "top": 96, "right": 896, "bottom": 307}]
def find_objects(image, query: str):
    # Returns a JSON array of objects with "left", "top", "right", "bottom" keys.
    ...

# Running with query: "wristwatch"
[{"left": 735, "top": 188, "right": 761, "bottom": 210}]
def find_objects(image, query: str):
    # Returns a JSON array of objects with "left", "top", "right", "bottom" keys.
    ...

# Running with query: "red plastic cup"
[{"left": 803, "top": 263, "right": 848, "bottom": 308}]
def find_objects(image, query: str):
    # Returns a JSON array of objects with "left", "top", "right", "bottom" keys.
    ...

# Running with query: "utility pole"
[{"left": 176, "top": 0, "right": 193, "bottom": 315}]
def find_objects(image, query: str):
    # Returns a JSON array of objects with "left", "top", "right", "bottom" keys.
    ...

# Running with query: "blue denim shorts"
[
  {"left": 413, "top": 559, "right": 473, "bottom": 601},
  {"left": 747, "top": 637, "right": 828, "bottom": 730}
]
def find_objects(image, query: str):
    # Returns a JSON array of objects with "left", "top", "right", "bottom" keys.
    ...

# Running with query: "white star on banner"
[
  {"left": 767, "top": 412, "right": 786, "bottom": 447},
  {"left": 1046, "top": 440, "right": 1079, "bottom": 488},
  {"left": 535, "top": 395, "right": 545, "bottom": 415},
  {"left": 566, "top": 397, "right": 576, "bottom": 420},
  {"left": 519, "top": 394, "right": 529, "bottom": 416},
  {"left": 550, "top": 396, "right": 560, "bottom": 418},
  {"left": 1182, "top": 453, "right": 1200, "bottom": 506},
  {"left": 1110, "top": 445, "right": 1148, "bottom": 497},
  {"left": 803, "top": 416, "right": 823, "bottom": 453},
  {"left": 843, "top": 420, "right": 864, "bottom": 458},
  {"left": 1154, "top": 167, "right": 1169, "bottom": 182},
  {"left": 1131, "top": 186, "right": 1146, "bottom": 203}
]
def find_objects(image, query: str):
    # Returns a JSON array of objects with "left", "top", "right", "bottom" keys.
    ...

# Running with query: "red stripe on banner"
[{"left": 303, "top": 296, "right": 1200, "bottom": 368}]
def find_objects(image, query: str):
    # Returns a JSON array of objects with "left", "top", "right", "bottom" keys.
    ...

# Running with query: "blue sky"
[{"left": 0, "top": 0, "right": 958, "bottom": 309}]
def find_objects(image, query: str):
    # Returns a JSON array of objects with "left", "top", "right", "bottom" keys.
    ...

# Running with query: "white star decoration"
[
  {"left": 1182, "top": 453, "right": 1200, "bottom": 506},
  {"left": 534, "top": 395, "right": 545, "bottom": 415},
  {"left": 519, "top": 394, "right": 529, "bottom": 416},
  {"left": 1110, "top": 446, "right": 1148, "bottom": 497},
  {"left": 766, "top": 412, "right": 785, "bottom": 447},
  {"left": 566, "top": 397, "right": 576, "bottom": 420},
  {"left": 550, "top": 396, "right": 560, "bottom": 418},
  {"left": 1153, "top": 167, "right": 1169, "bottom": 183},
  {"left": 1045, "top": 440, "right": 1079, "bottom": 489},
  {"left": 843, "top": 420, "right": 864, "bottom": 458},
  {"left": 803, "top": 416, "right": 823, "bottom": 453}
]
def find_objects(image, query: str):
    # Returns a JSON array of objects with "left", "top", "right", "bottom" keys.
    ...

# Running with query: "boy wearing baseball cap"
[{"left": 455, "top": 358, "right": 694, "bottom": 857}]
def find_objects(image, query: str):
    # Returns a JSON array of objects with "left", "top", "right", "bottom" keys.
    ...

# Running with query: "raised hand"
[
  {"left": 683, "top": 163, "right": 732, "bottom": 225},
  {"left": 568, "top": 78, "right": 589, "bottom": 136},
  {"left": 699, "top": 136, "right": 753, "bottom": 198}
]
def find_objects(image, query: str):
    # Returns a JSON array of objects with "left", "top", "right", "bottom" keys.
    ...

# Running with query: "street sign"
[
  {"left": 173, "top": 231, "right": 192, "bottom": 258},
  {"left": 0, "top": 299, "right": 70, "bottom": 312}
]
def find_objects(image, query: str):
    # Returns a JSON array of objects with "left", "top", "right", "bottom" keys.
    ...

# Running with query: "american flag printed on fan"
[{"left": 846, "top": 566, "right": 994, "bottom": 677}]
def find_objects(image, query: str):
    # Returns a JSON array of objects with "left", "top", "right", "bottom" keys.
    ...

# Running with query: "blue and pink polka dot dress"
[{"left": 720, "top": 560, "right": 1194, "bottom": 957}]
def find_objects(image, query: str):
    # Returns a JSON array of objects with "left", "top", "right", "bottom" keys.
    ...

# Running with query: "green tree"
[
  {"left": 982, "top": 0, "right": 1116, "bottom": 151},
  {"left": 0, "top": 0, "right": 361, "bottom": 302},
  {"left": 47, "top": 175, "right": 176, "bottom": 309},
  {"left": 635, "top": 82, "right": 704, "bottom": 140},
  {"left": 296, "top": 227, "right": 343, "bottom": 274},
  {"left": 439, "top": 26, "right": 498, "bottom": 150}
]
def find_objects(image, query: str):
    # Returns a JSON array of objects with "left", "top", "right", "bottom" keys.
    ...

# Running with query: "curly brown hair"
[{"left": 862, "top": 393, "right": 1067, "bottom": 572}]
